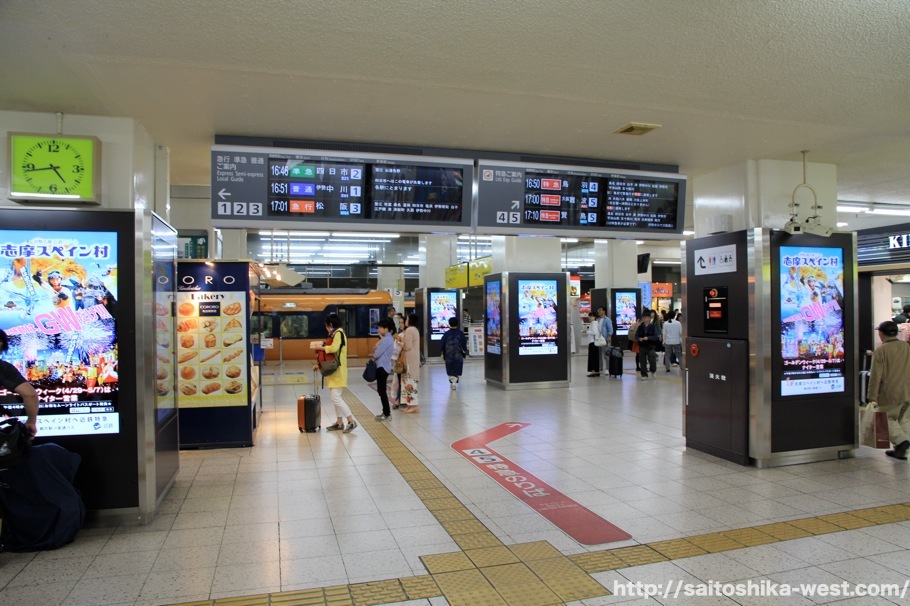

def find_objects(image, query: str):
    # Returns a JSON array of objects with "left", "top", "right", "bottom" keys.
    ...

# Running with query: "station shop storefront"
[{"left": 857, "top": 222, "right": 910, "bottom": 353}]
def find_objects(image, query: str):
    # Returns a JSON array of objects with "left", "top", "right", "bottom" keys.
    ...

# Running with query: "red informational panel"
[{"left": 452, "top": 422, "right": 631, "bottom": 545}]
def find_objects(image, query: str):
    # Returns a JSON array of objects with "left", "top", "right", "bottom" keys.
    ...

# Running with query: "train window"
[
  {"left": 280, "top": 314, "right": 309, "bottom": 338},
  {"left": 250, "top": 314, "right": 273, "bottom": 338}
]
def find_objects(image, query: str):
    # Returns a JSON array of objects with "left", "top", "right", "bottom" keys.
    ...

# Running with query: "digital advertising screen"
[
  {"left": 517, "top": 280, "right": 558, "bottom": 356},
  {"left": 485, "top": 280, "right": 501, "bottom": 355},
  {"left": 0, "top": 229, "right": 121, "bottom": 436},
  {"left": 429, "top": 291, "right": 458, "bottom": 341},
  {"left": 779, "top": 246, "right": 846, "bottom": 396},
  {"left": 614, "top": 291, "right": 639, "bottom": 336}
]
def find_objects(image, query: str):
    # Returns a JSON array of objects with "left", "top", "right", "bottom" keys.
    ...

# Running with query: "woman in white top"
[
  {"left": 585, "top": 312, "right": 601, "bottom": 376},
  {"left": 400, "top": 313, "right": 421, "bottom": 413}
]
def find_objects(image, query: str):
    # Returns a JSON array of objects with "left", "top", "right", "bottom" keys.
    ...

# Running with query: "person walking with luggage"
[
  {"left": 372, "top": 318, "right": 395, "bottom": 421},
  {"left": 635, "top": 313, "right": 659, "bottom": 380},
  {"left": 440, "top": 317, "right": 468, "bottom": 389},
  {"left": 313, "top": 314, "right": 357, "bottom": 432},
  {"left": 867, "top": 320, "right": 910, "bottom": 460},
  {"left": 662, "top": 313, "right": 683, "bottom": 372},
  {"left": 597, "top": 306, "right": 614, "bottom": 376},
  {"left": 400, "top": 313, "right": 422, "bottom": 413},
  {"left": 585, "top": 312, "right": 601, "bottom": 376}
]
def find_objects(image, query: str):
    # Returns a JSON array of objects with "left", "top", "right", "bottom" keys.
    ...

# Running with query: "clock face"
[{"left": 8, "top": 134, "right": 99, "bottom": 201}]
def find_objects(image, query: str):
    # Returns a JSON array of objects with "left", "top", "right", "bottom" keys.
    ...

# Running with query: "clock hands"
[{"left": 24, "top": 164, "right": 67, "bottom": 183}]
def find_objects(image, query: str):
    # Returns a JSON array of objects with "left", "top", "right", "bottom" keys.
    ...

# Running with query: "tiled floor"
[{"left": 2, "top": 355, "right": 910, "bottom": 605}]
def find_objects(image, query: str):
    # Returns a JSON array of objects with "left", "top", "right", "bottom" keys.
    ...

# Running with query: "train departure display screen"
[
  {"left": 779, "top": 246, "right": 846, "bottom": 396},
  {"left": 267, "top": 159, "right": 366, "bottom": 219},
  {"left": 212, "top": 147, "right": 473, "bottom": 232},
  {"left": 477, "top": 160, "right": 686, "bottom": 237}
]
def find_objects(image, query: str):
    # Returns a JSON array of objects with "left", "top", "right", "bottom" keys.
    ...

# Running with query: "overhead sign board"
[
  {"left": 692, "top": 244, "right": 737, "bottom": 275},
  {"left": 211, "top": 146, "right": 473, "bottom": 233},
  {"left": 476, "top": 159, "right": 686, "bottom": 238}
]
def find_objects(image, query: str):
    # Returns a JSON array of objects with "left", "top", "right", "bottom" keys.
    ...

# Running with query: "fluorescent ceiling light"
[
  {"left": 836, "top": 205, "right": 870, "bottom": 213},
  {"left": 332, "top": 232, "right": 399, "bottom": 238},
  {"left": 636, "top": 240, "right": 645, "bottom": 245},
  {"left": 258, "top": 230, "right": 331, "bottom": 237},
  {"left": 560, "top": 238, "right": 579, "bottom": 243},
  {"left": 258, "top": 245, "right": 320, "bottom": 251},
  {"left": 869, "top": 208, "right": 910, "bottom": 217},
  {"left": 457, "top": 235, "right": 493, "bottom": 240},
  {"left": 330, "top": 238, "right": 392, "bottom": 243},
  {"left": 321, "top": 252, "right": 370, "bottom": 258},
  {"left": 683, "top": 230, "right": 695, "bottom": 236},
  {"left": 837, "top": 222, "right": 848, "bottom": 227},
  {"left": 652, "top": 260, "right": 681, "bottom": 265}
]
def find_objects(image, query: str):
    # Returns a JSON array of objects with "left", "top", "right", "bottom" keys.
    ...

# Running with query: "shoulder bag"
[{"left": 318, "top": 331, "right": 345, "bottom": 376}]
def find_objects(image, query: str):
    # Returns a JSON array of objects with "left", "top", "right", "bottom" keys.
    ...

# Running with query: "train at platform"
[{"left": 252, "top": 289, "right": 393, "bottom": 361}]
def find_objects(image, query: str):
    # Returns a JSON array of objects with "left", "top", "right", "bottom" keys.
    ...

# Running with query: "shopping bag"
[
  {"left": 860, "top": 405, "right": 890, "bottom": 449},
  {"left": 362, "top": 359, "right": 377, "bottom": 382}
]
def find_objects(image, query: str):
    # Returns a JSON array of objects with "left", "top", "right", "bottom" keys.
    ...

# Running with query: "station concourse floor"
[{"left": 3, "top": 355, "right": 910, "bottom": 606}]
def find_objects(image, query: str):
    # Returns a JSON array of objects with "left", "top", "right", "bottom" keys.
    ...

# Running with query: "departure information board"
[
  {"left": 212, "top": 146, "right": 473, "bottom": 232},
  {"left": 477, "top": 160, "right": 686, "bottom": 238}
]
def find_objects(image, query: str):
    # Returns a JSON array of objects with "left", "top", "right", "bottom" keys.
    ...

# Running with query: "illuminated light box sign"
[
  {"left": 477, "top": 160, "right": 686, "bottom": 238},
  {"left": 517, "top": 280, "right": 558, "bottom": 356},
  {"left": 211, "top": 146, "right": 473, "bottom": 232},
  {"left": 0, "top": 229, "right": 121, "bottom": 436},
  {"left": 429, "top": 291, "right": 457, "bottom": 341},
  {"left": 779, "top": 246, "right": 846, "bottom": 396}
]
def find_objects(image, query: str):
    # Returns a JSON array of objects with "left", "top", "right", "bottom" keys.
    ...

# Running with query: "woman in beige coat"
[{"left": 401, "top": 313, "right": 421, "bottom": 413}]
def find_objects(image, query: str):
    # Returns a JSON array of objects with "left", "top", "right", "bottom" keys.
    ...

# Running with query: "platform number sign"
[
  {"left": 496, "top": 211, "right": 521, "bottom": 224},
  {"left": 233, "top": 202, "right": 248, "bottom": 215},
  {"left": 217, "top": 202, "right": 231, "bottom": 215}
]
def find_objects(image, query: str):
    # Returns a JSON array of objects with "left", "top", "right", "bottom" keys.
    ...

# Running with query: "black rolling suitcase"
[
  {"left": 608, "top": 346, "right": 624, "bottom": 378},
  {"left": 298, "top": 372, "right": 321, "bottom": 433}
]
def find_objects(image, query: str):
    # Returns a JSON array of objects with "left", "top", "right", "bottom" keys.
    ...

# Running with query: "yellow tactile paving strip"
[{"left": 174, "top": 392, "right": 910, "bottom": 606}]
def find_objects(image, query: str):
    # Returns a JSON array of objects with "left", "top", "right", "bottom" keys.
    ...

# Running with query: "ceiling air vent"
[{"left": 614, "top": 122, "right": 662, "bottom": 136}]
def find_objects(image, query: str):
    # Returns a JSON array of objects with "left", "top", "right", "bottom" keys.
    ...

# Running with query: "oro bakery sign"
[{"left": 857, "top": 224, "right": 910, "bottom": 267}]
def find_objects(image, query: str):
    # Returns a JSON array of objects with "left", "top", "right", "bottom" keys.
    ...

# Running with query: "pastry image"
[
  {"left": 223, "top": 334, "right": 243, "bottom": 347},
  {"left": 178, "top": 350, "right": 198, "bottom": 363},
  {"left": 179, "top": 335, "right": 195, "bottom": 348},
  {"left": 156, "top": 366, "right": 168, "bottom": 380},
  {"left": 225, "top": 365, "right": 241, "bottom": 378},
  {"left": 224, "top": 349, "right": 243, "bottom": 362},
  {"left": 202, "top": 382, "right": 221, "bottom": 395},
  {"left": 180, "top": 366, "right": 196, "bottom": 380},
  {"left": 225, "top": 380, "right": 243, "bottom": 394},
  {"left": 180, "top": 382, "right": 197, "bottom": 395},
  {"left": 156, "top": 381, "right": 170, "bottom": 396},
  {"left": 201, "top": 365, "right": 220, "bottom": 379},
  {"left": 178, "top": 302, "right": 195, "bottom": 316},
  {"left": 155, "top": 303, "right": 170, "bottom": 316},
  {"left": 204, "top": 333, "right": 217, "bottom": 348},
  {"left": 225, "top": 318, "right": 242, "bottom": 331},
  {"left": 223, "top": 302, "right": 242, "bottom": 315},
  {"left": 202, "top": 319, "right": 219, "bottom": 333},
  {"left": 155, "top": 319, "right": 168, "bottom": 332},
  {"left": 200, "top": 350, "right": 221, "bottom": 363},
  {"left": 157, "top": 353, "right": 170, "bottom": 365},
  {"left": 177, "top": 319, "right": 198, "bottom": 332},
  {"left": 157, "top": 335, "right": 170, "bottom": 349}
]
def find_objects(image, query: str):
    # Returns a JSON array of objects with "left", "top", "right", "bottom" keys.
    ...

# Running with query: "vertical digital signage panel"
[
  {"left": 477, "top": 160, "right": 686, "bottom": 238},
  {"left": 0, "top": 229, "right": 121, "bottom": 436},
  {"left": 613, "top": 290, "right": 640, "bottom": 336},
  {"left": 429, "top": 291, "right": 458, "bottom": 341},
  {"left": 212, "top": 146, "right": 473, "bottom": 232},
  {"left": 485, "top": 280, "right": 501, "bottom": 355},
  {"left": 516, "top": 280, "right": 558, "bottom": 355},
  {"left": 778, "top": 246, "right": 846, "bottom": 397}
]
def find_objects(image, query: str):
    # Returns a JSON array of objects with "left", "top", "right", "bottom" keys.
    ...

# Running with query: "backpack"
[{"left": 0, "top": 418, "right": 30, "bottom": 471}]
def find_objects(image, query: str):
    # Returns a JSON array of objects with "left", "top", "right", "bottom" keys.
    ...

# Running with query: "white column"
[
  {"left": 490, "top": 236, "right": 561, "bottom": 274},
  {"left": 594, "top": 240, "right": 638, "bottom": 288},
  {"left": 221, "top": 229, "right": 248, "bottom": 260},
  {"left": 377, "top": 266, "right": 405, "bottom": 311},
  {"left": 419, "top": 234, "right": 457, "bottom": 288}
]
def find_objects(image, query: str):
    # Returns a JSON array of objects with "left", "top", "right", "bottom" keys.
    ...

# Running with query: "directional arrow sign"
[
  {"left": 697, "top": 256, "right": 706, "bottom": 268},
  {"left": 451, "top": 422, "right": 631, "bottom": 545},
  {"left": 218, "top": 188, "right": 232, "bottom": 200},
  {"left": 511, "top": 200, "right": 520, "bottom": 210}
]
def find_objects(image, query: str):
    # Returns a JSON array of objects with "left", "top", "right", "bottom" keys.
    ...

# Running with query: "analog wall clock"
[{"left": 8, "top": 132, "right": 101, "bottom": 203}]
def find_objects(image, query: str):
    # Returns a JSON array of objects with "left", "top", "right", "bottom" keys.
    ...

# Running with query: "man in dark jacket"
[
  {"left": 892, "top": 304, "right": 910, "bottom": 324},
  {"left": 635, "top": 314, "right": 659, "bottom": 380}
]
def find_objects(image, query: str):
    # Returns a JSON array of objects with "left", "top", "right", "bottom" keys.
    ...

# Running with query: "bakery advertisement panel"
[{"left": 175, "top": 263, "right": 249, "bottom": 408}]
